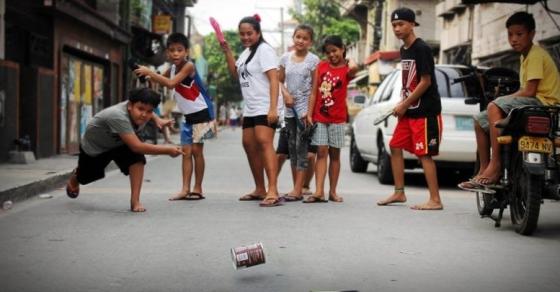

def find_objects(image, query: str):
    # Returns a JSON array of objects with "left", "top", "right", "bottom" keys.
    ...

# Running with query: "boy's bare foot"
[
  {"left": 328, "top": 193, "right": 343, "bottom": 202},
  {"left": 377, "top": 193, "right": 407, "bottom": 206},
  {"left": 169, "top": 191, "right": 189, "bottom": 201},
  {"left": 131, "top": 203, "right": 146, "bottom": 212},
  {"left": 410, "top": 201, "right": 443, "bottom": 211}
]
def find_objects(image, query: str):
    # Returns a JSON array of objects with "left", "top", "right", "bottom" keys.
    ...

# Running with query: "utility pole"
[{"left": 256, "top": 5, "right": 285, "bottom": 52}]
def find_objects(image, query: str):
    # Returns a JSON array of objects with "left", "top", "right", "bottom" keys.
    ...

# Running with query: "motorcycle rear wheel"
[{"left": 510, "top": 152, "right": 542, "bottom": 235}]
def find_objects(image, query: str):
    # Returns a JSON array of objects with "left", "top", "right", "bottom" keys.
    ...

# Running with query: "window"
[{"left": 380, "top": 71, "right": 398, "bottom": 102}]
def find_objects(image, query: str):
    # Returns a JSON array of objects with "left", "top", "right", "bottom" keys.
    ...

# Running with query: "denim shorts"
[
  {"left": 474, "top": 95, "right": 542, "bottom": 132},
  {"left": 310, "top": 122, "right": 346, "bottom": 148}
]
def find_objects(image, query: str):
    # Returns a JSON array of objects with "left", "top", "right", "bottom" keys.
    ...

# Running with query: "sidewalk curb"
[
  {"left": 0, "top": 163, "right": 120, "bottom": 204},
  {"left": 0, "top": 171, "right": 72, "bottom": 203}
]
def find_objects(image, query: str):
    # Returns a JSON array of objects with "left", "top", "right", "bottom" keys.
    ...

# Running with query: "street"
[{"left": 1, "top": 129, "right": 559, "bottom": 292}]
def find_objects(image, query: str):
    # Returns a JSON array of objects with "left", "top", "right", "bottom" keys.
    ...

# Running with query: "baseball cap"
[{"left": 391, "top": 7, "right": 420, "bottom": 26}]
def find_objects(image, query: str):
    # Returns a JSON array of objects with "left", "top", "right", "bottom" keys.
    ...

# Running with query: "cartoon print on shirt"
[
  {"left": 401, "top": 59, "right": 421, "bottom": 109},
  {"left": 238, "top": 63, "right": 252, "bottom": 88},
  {"left": 319, "top": 71, "right": 342, "bottom": 116}
]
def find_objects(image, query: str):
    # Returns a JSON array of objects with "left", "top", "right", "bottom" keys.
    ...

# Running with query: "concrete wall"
[
  {"left": 381, "top": 0, "right": 439, "bottom": 51},
  {"left": 472, "top": 2, "right": 560, "bottom": 63}
]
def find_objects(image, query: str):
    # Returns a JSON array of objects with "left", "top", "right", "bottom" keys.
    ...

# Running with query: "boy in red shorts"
[{"left": 376, "top": 7, "right": 443, "bottom": 210}]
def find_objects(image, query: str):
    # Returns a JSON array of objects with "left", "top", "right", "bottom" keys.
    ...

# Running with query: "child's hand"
[
  {"left": 393, "top": 102, "right": 407, "bottom": 118},
  {"left": 284, "top": 93, "right": 294, "bottom": 108},
  {"left": 156, "top": 118, "right": 174, "bottom": 129},
  {"left": 267, "top": 110, "right": 278, "bottom": 126},
  {"left": 168, "top": 146, "right": 184, "bottom": 157},
  {"left": 306, "top": 113, "right": 313, "bottom": 126},
  {"left": 134, "top": 65, "right": 152, "bottom": 78},
  {"left": 220, "top": 41, "right": 230, "bottom": 52}
]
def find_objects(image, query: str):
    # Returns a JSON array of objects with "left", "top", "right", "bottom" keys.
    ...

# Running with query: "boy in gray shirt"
[{"left": 65, "top": 88, "right": 184, "bottom": 212}]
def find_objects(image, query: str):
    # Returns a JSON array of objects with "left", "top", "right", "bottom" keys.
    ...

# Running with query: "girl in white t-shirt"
[{"left": 222, "top": 14, "right": 282, "bottom": 207}]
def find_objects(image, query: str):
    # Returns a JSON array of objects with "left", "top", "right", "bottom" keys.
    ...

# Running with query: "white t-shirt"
[{"left": 236, "top": 43, "right": 279, "bottom": 117}]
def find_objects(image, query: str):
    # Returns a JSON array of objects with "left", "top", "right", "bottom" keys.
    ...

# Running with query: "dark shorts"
[
  {"left": 76, "top": 145, "right": 146, "bottom": 185},
  {"left": 276, "top": 127, "right": 289, "bottom": 155},
  {"left": 242, "top": 115, "right": 278, "bottom": 129},
  {"left": 276, "top": 127, "right": 318, "bottom": 155}
]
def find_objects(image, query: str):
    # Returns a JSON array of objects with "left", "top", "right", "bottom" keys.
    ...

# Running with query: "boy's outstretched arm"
[
  {"left": 135, "top": 63, "right": 195, "bottom": 89},
  {"left": 120, "top": 133, "right": 183, "bottom": 157},
  {"left": 394, "top": 74, "right": 431, "bottom": 117}
]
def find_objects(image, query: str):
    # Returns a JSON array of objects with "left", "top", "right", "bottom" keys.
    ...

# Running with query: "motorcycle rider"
[{"left": 459, "top": 11, "right": 560, "bottom": 191}]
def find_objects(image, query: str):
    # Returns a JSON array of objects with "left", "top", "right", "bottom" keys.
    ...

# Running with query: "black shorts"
[
  {"left": 76, "top": 145, "right": 146, "bottom": 185},
  {"left": 307, "top": 144, "right": 317, "bottom": 154},
  {"left": 242, "top": 115, "right": 278, "bottom": 129}
]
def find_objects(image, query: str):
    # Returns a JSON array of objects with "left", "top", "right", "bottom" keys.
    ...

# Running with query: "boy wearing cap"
[{"left": 377, "top": 7, "right": 443, "bottom": 210}]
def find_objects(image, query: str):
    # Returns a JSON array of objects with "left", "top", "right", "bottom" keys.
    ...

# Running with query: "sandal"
[
  {"left": 282, "top": 194, "right": 303, "bottom": 202},
  {"left": 66, "top": 168, "right": 80, "bottom": 199},
  {"left": 185, "top": 192, "right": 205, "bottom": 200},
  {"left": 302, "top": 196, "right": 328, "bottom": 203},
  {"left": 259, "top": 197, "right": 283, "bottom": 207},
  {"left": 239, "top": 193, "right": 266, "bottom": 201}
]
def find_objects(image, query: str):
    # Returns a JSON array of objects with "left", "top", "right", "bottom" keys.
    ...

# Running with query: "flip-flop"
[
  {"left": 410, "top": 204, "right": 444, "bottom": 211},
  {"left": 282, "top": 194, "right": 303, "bottom": 202},
  {"left": 239, "top": 193, "right": 266, "bottom": 201},
  {"left": 457, "top": 180, "right": 484, "bottom": 192},
  {"left": 302, "top": 196, "right": 328, "bottom": 203},
  {"left": 185, "top": 192, "right": 205, "bottom": 200},
  {"left": 259, "top": 197, "right": 283, "bottom": 207}
]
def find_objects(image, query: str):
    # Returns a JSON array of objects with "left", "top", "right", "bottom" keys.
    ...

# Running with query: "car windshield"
[{"left": 435, "top": 67, "right": 477, "bottom": 98}]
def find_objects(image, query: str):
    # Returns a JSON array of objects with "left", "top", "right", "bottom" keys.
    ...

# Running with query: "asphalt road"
[{"left": 1, "top": 129, "right": 559, "bottom": 292}]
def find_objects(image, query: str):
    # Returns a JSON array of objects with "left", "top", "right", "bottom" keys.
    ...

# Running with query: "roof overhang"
[{"left": 461, "top": 0, "right": 539, "bottom": 4}]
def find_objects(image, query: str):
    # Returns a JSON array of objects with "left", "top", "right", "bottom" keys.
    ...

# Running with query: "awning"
[
  {"left": 364, "top": 51, "right": 400, "bottom": 65},
  {"left": 349, "top": 70, "right": 369, "bottom": 88},
  {"left": 461, "top": 0, "right": 538, "bottom": 4}
]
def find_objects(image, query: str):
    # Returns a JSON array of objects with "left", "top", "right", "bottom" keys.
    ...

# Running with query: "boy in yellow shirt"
[{"left": 459, "top": 11, "right": 560, "bottom": 190}]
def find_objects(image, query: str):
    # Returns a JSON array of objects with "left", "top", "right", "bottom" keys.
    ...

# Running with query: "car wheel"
[
  {"left": 350, "top": 137, "right": 368, "bottom": 173},
  {"left": 377, "top": 142, "right": 393, "bottom": 185}
]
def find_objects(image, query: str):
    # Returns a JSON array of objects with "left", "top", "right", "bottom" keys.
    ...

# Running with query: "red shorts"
[{"left": 389, "top": 115, "right": 443, "bottom": 157}]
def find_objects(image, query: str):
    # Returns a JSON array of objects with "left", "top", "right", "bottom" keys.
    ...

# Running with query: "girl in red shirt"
[{"left": 305, "top": 35, "right": 358, "bottom": 203}]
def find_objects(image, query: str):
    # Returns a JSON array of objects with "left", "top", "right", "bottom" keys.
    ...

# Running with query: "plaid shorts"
[
  {"left": 311, "top": 122, "right": 345, "bottom": 148},
  {"left": 474, "top": 95, "right": 541, "bottom": 132}
]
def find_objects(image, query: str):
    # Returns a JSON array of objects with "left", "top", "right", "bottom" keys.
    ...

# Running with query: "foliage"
[
  {"left": 204, "top": 31, "right": 243, "bottom": 105},
  {"left": 289, "top": 0, "right": 360, "bottom": 51}
]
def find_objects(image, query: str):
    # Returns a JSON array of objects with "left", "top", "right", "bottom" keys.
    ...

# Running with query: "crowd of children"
[{"left": 65, "top": 8, "right": 559, "bottom": 212}]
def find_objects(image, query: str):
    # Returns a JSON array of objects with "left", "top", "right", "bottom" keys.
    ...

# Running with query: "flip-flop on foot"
[
  {"left": 282, "top": 194, "right": 303, "bottom": 202},
  {"left": 185, "top": 192, "right": 205, "bottom": 200},
  {"left": 239, "top": 193, "right": 266, "bottom": 201},
  {"left": 303, "top": 196, "right": 328, "bottom": 203},
  {"left": 259, "top": 197, "right": 283, "bottom": 207},
  {"left": 329, "top": 196, "right": 343, "bottom": 203},
  {"left": 169, "top": 193, "right": 189, "bottom": 201}
]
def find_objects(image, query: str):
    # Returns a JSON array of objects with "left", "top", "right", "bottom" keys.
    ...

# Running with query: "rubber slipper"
[
  {"left": 259, "top": 197, "right": 283, "bottom": 207},
  {"left": 185, "top": 192, "right": 205, "bottom": 200},
  {"left": 239, "top": 193, "right": 266, "bottom": 201},
  {"left": 302, "top": 196, "right": 328, "bottom": 203},
  {"left": 282, "top": 194, "right": 303, "bottom": 202}
]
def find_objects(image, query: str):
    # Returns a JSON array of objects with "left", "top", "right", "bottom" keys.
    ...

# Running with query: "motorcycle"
[{"left": 456, "top": 67, "right": 560, "bottom": 235}]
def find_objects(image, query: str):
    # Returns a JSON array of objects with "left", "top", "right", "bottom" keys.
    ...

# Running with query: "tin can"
[{"left": 231, "top": 242, "right": 266, "bottom": 270}]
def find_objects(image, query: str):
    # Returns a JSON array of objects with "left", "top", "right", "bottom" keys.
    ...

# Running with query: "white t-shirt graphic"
[{"left": 236, "top": 43, "right": 280, "bottom": 117}]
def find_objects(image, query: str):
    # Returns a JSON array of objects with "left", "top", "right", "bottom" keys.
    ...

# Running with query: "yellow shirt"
[{"left": 520, "top": 45, "right": 560, "bottom": 105}]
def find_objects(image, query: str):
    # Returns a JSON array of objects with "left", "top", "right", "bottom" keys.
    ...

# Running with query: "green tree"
[
  {"left": 289, "top": 0, "right": 360, "bottom": 50},
  {"left": 204, "top": 31, "right": 243, "bottom": 105}
]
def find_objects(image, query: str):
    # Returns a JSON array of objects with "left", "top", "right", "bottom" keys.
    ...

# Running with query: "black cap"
[{"left": 391, "top": 7, "right": 419, "bottom": 26}]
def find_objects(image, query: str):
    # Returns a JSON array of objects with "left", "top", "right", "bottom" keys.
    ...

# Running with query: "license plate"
[
  {"left": 518, "top": 136, "right": 553, "bottom": 153},
  {"left": 455, "top": 116, "right": 473, "bottom": 131}
]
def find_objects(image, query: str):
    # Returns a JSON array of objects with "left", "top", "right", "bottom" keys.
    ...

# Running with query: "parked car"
[{"left": 350, "top": 65, "right": 479, "bottom": 184}]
